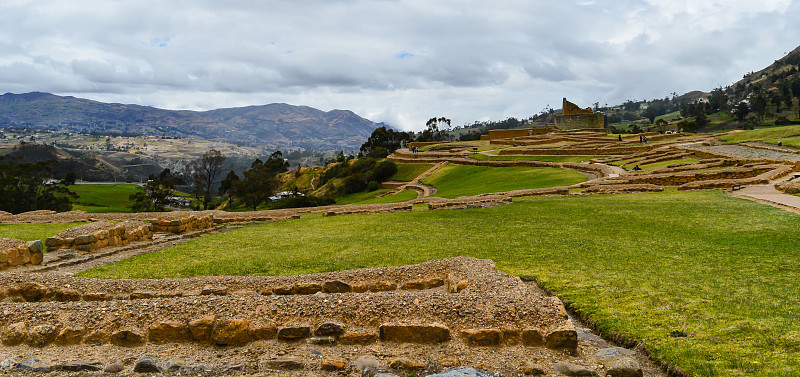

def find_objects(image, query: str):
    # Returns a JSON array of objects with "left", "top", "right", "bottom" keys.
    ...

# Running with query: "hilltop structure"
[{"left": 554, "top": 98, "right": 605, "bottom": 131}]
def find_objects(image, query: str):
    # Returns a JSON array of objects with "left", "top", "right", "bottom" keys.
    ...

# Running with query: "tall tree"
[
  {"left": 184, "top": 149, "right": 227, "bottom": 210},
  {"left": 0, "top": 158, "right": 75, "bottom": 214},
  {"left": 129, "top": 168, "right": 183, "bottom": 212},
  {"left": 359, "top": 126, "right": 414, "bottom": 156},
  {"left": 231, "top": 152, "right": 289, "bottom": 210}
]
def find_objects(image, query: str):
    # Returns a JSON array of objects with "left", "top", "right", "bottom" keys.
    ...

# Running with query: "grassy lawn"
[
  {"left": 336, "top": 189, "right": 392, "bottom": 205},
  {"left": 0, "top": 222, "right": 87, "bottom": 243},
  {"left": 469, "top": 154, "right": 604, "bottom": 162},
  {"left": 639, "top": 157, "right": 700, "bottom": 170},
  {"left": 389, "top": 163, "right": 434, "bottom": 182},
  {"left": 718, "top": 125, "right": 800, "bottom": 145},
  {"left": 421, "top": 165, "right": 586, "bottom": 198},
  {"left": 80, "top": 191, "right": 800, "bottom": 376},
  {"left": 68, "top": 184, "right": 143, "bottom": 213},
  {"left": 342, "top": 189, "right": 418, "bottom": 205}
]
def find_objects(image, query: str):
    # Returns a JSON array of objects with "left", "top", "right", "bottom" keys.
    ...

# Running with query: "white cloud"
[{"left": 0, "top": 0, "right": 798, "bottom": 131}]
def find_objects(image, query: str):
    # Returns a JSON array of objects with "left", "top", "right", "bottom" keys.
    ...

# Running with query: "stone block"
[
  {"left": 521, "top": 328, "right": 545, "bottom": 347},
  {"left": 369, "top": 281, "right": 397, "bottom": 292},
  {"left": 294, "top": 283, "right": 322, "bottom": 295},
  {"left": 379, "top": 323, "right": 450, "bottom": 344},
  {"left": 278, "top": 325, "right": 311, "bottom": 340},
  {"left": 83, "top": 330, "right": 110, "bottom": 345},
  {"left": 321, "top": 356, "right": 346, "bottom": 371},
  {"left": 110, "top": 329, "right": 146, "bottom": 347},
  {"left": 54, "top": 328, "right": 84, "bottom": 345},
  {"left": 338, "top": 332, "right": 377, "bottom": 345},
  {"left": 25, "top": 324, "right": 59, "bottom": 347},
  {"left": 314, "top": 321, "right": 345, "bottom": 336},
  {"left": 249, "top": 324, "right": 277, "bottom": 340},
  {"left": 460, "top": 328, "right": 502, "bottom": 346},
  {"left": 189, "top": 315, "right": 216, "bottom": 342},
  {"left": 149, "top": 321, "right": 191, "bottom": 343},
  {"left": 212, "top": 318, "right": 251, "bottom": 346},
  {"left": 263, "top": 357, "right": 304, "bottom": 370},
  {"left": 322, "top": 280, "right": 351, "bottom": 293},
  {"left": 545, "top": 327, "right": 578, "bottom": 351},
  {"left": 1, "top": 322, "right": 27, "bottom": 346}
]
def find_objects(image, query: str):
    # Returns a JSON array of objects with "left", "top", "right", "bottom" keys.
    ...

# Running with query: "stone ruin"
[
  {"left": 0, "top": 257, "right": 598, "bottom": 375},
  {"left": 45, "top": 221, "right": 153, "bottom": 253},
  {"left": 554, "top": 98, "right": 606, "bottom": 131},
  {"left": 0, "top": 239, "right": 43, "bottom": 270}
]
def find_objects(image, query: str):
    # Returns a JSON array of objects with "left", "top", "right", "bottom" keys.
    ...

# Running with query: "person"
[
  {"left": 639, "top": 135, "right": 643, "bottom": 143},
  {"left": 632, "top": 165, "right": 642, "bottom": 171},
  {"left": 643, "top": 135, "right": 647, "bottom": 144},
  {"left": 618, "top": 135, "right": 622, "bottom": 141}
]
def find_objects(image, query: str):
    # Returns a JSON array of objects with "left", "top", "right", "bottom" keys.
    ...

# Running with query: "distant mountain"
[{"left": 0, "top": 92, "right": 382, "bottom": 150}]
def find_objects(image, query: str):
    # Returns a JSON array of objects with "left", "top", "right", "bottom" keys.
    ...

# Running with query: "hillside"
[{"left": 0, "top": 92, "right": 381, "bottom": 150}]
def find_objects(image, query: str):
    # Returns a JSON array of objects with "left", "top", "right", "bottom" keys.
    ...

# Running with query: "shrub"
[{"left": 367, "top": 180, "right": 379, "bottom": 192}]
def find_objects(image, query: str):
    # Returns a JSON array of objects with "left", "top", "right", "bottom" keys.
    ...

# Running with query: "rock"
[
  {"left": 1, "top": 322, "right": 27, "bottom": 346},
  {"left": 30, "top": 252, "right": 43, "bottom": 265},
  {"left": 379, "top": 323, "right": 450, "bottom": 343},
  {"left": 165, "top": 360, "right": 184, "bottom": 372},
  {"left": 308, "top": 336, "right": 336, "bottom": 345},
  {"left": 249, "top": 324, "right": 278, "bottom": 340},
  {"left": 460, "top": 328, "right": 502, "bottom": 346},
  {"left": 18, "top": 282, "right": 48, "bottom": 302},
  {"left": 339, "top": 331, "right": 377, "bottom": 345},
  {"left": 517, "top": 361, "right": 545, "bottom": 375},
  {"left": 104, "top": 363, "right": 124, "bottom": 373},
  {"left": 0, "top": 359, "right": 16, "bottom": 370},
  {"left": 595, "top": 347, "right": 635, "bottom": 363},
  {"left": 521, "top": 328, "right": 544, "bottom": 346},
  {"left": 278, "top": 325, "right": 311, "bottom": 340},
  {"left": 264, "top": 357, "right": 304, "bottom": 370},
  {"left": 25, "top": 324, "right": 58, "bottom": 347},
  {"left": 315, "top": 321, "right": 345, "bottom": 336},
  {"left": 110, "top": 329, "right": 146, "bottom": 347},
  {"left": 355, "top": 355, "right": 380, "bottom": 371},
  {"left": 295, "top": 282, "right": 323, "bottom": 294},
  {"left": 55, "top": 327, "right": 84, "bottom": 345},
  {"left": 552, "top": 361, "right": 597, "bottom": 376},
  {"left": 189, "top": 315, "right": 216, "bottom": 341},
  {"left": 149, "top": 321, "right": 191, "bottom": 343},
  {"left": 133, "top": 356, "right": 163, "bottom": 373},
  {"left": 212, "top": 318, "right": 251, "bottom": 346},
  {"left": 387, "top": 357, "right": 425, "bottom": 369},
  {"left": 83, "top": 330, "right": 110, "bottom": 344},
  {"left": 60, "top": 361, "right": 103, "bottom": 372},
  {"left": 545, "top": 327, "right": 578, "bottom": 351},
  {"left": 26, "top": 240, "right": 43, "bottom": 253},
  {"left": 321, "top": 356, "right": 346, "bottom": 371},
  {"left": 427, "top": 367, "right": 497, "bottom": 376},
  {"left": 369, "top": 281, "right": 397, "bottom": 292},
  {"left": 456, "top": 280, "right": 469, "bottom": 292},
  {"left": 606, "top": 357, "right": 643, "bottom": 377},
  {"left": 201, "top": 285, "right": 227, "bottom": 296},
  {"left": 15, "top": 357, "right": 52, "bottom": 373},
  {"left": 322, "top": 280, "right": 351, "bottom": 293}
]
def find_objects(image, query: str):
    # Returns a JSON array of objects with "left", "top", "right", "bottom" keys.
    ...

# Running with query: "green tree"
[
  {"left": 0, "top": 158, "right": 76, "bottom": 214},
  {"left": 417, "top": 117, "right": 451, "bottom": 142},
  {"left": 733, "top": 102, "right": 750, "bottom": 122},
  {"left": 751, "top": 94, "right": 768, "bottom": 121},
  {"left": 359, "top": 126, "right": 413, "bottom": 156},
  {"left": 129, "top": 169, "right": 183, "bottom": 212},
  {"left": 232, "top": 153, "right": 288, "bottom": 211}
]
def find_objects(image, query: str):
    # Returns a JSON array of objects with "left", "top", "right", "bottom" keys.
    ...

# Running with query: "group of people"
[
  {"left": 639, "top": 135, "right": 648, "bottom": 143},
  {"left": 410, "top": 146, "right": 420, "bottom": 153}
]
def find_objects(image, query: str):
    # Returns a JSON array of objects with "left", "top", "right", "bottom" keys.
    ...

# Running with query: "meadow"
[
  {"left": 0, "top": 222, "right": 86, "bottom": 242},
  {"left": 79, "top": 190, "right": 800, "bottom": 376},
  {"left": 420, "top": 165, "right": 586, "bottom": 198},
  {"left": 718, "top": 125, "right": 800, "bottom": 147},
  {"left": 68, "top": 183, "right": 143, "bottom": 213}
]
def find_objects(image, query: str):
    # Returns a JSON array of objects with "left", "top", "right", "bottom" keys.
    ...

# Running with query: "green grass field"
[
  {"left": 0, "top": 222, "right": 86, "bottom": 243},
  {"left": 719, "top": 125, "right": 800, "bottom": 146},
  {"left": 389, "top": 163, "right": 434, "bottom": 182},
  {"left": 421, "top": 165, "right": 586, "bottom": 198},
  {"left": 79, "top": 190, "right": 800, "bottom": 376},
  {"left": 469, "top": 154, "right": 603, "bottom": 162},
  {"left": 336, "top": 189, "right": 418, "bottom": 205},
  {"left": 68, "top": 184, "right": 143, "bottom": 213}
]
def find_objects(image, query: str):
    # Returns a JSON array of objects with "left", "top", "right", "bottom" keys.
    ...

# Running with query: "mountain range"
[{"left": 0, "top": 92, "right": 382, "bottom": 150}]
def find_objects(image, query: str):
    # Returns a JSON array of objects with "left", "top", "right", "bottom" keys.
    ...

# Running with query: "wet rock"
[
  {"left": 552, "top": 361, "right": 597, "bottom": 376},
  {"left": 315, "top": 321, "right": 345, "bottom": 336},
  {"left": 606, "top": 357, "right": 643, "bottom": 377},
  {"left": 133, "top": 356, "right": 163, "bottom": 373},
  {"left": 60, "top": 361, "right": 103, "bottom": 372}
]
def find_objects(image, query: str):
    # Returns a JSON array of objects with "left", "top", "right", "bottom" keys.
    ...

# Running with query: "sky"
[{"left": 1, "top": 1, "right": 799, "bottom": 132}]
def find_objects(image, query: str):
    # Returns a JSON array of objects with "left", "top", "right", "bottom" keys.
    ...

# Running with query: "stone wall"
[
  {"left": 45, "top": 221, "right": 153, "bottom": 253},
  {"left": 0, "top": 239, "right": 43, "bottom": 270},
  {"left": 554, "top": 113, "right": 605, "bottom": 131},
  {"left": 150, "top": 214, "right": 214, "bottom": 234}
]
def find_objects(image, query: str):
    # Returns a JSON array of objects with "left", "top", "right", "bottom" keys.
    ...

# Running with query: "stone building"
[{"left": 554, "top": 98, "right": 605, "bottom": 131}]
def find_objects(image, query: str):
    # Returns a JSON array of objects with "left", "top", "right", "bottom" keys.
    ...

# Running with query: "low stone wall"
[
  {"left": 0, "top": 239, "right": 43, "bottom": 270},
  {"left": 151, "top": 214, "right": 214, "bottom": 233},
  {"left": 678, "top": 178, "right": 769, "bottom": 191},
  {"left": 323, "top": 204, "right": 412, "bottom": 217},
  {"left": 427, "top": 196, "right": 512, "bottom": 210},
  {"left": 583, "top": 184, "right": 663, "bottom": 194},
  {"left": 776, "top": 179, "right": 800, "bottom": 194},
  {"left": 498, "top": 145, "right": 657, "bottom": 156},
  {"left": 45, "top": 221, "right": 153, "bottom": 253}
]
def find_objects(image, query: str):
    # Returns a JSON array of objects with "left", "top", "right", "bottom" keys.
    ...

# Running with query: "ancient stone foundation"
[
  {"left": 150, "top": 214, "right": 213, "bottom": 234},
  {"left": 0, "top": 239, "right": 43, "bottom": 270},
  {"left": 45, "top": 221, "right": 153, "bottom": 253}
]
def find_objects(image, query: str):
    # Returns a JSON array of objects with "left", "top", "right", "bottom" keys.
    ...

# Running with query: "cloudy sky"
[{"left": 1, "top": 1, "right": 798, "bottom": 131}]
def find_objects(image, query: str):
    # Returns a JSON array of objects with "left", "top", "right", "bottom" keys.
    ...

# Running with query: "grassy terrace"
[
  {"left": 0, "top": 222, "right": 86, "bottom": 242},
  {"left": 336, "top": 189, "right": 418, "bottom": 205},
  {"left": 81, "top": 191, "right": 800, "bottom": 376},
  {"left": 719, "top": 125, "right": 800, "bottom": 147},
  {"left": 421, "top": 165, "right": 586, "bottom": 198},
  {"left": 389, "top": 163, "right": 434, "bottom": 182},
  {"left": 469, "top": 153, "right": 603, "bottom": 162},
  {"left": 68, "top": 183, "right": 143, "bottom": 213}
]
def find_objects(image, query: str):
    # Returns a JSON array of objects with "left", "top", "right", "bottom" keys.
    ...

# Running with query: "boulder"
[
  {"left": 211, "top": 318, "right": 251, "bottom": 346},
  {"left": 189, "top": 315, "right": 216, "bottom": 342},
  {"left": 606, "top": 357, "right": 643, "bottom": 377},
  {"left": 552, "top": 362, "right": 597, "bottom": 376}
]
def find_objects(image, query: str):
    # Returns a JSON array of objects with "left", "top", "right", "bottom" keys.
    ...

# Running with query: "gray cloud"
[{"left": 0, "top": 0, "right": 798, "bottom": 131}]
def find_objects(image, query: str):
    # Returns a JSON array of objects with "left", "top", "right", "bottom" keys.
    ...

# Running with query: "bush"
[
  {"left": 367, "top": 180, "right": 379, "bottom": 192},
  {"left": 367, "top": 147, "right": 390, "bottom": 159},
  {"left": 776, "top": 116, "right": 791, "bottom": 125},
  {"left": 343, "top": 175, "right": 367, "bottom": 194},
  {"left": 371, "top": 160, "right": 398, "bottom": 182}
]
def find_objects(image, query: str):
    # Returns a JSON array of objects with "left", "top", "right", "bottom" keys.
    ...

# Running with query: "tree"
[
  {"left": 184, "top": 150, "right": 226, "bottom": 210},
  {"left": 417, "top": 117, "right": 451, "bottom": 142},
  {"left": 0, "top": 158, "right": 76, "bottom": 214},
  {"left": 771, "top": 92, "right": 784, "bottom": 113},
  {"left": 733, "top": 102, "right": 750, "bottom": 122},
  {"left": 654, "top": 118, "right": 668, "bottom": 133},
  {"left": 359, "top": 126, "right": 413, "bottom": 156},
  {"left": 751, "top": 94, "right": 768, "bottom": 121},
  {"left": 129, "top": 168, "right": 183, "bottom": 212},
  {"left": 694, "top": 112, "right": 708, "bottom": 129},
  {"left": 231, "top": 152, "right": 288, "bottom": 211}
]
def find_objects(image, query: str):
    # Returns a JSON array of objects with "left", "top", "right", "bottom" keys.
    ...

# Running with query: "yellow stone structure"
[{"left": 554, "top": 98, "right": 605, "bottom": 131}]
